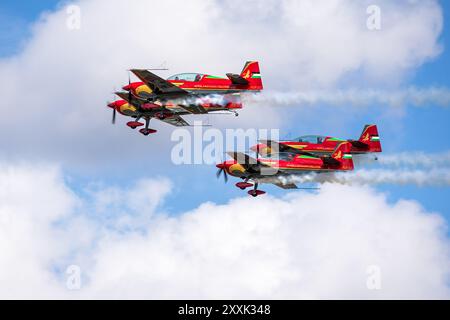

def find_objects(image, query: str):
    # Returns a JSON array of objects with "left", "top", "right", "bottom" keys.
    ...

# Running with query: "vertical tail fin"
[
  {"left": 359, "top": 125, "right": 382, "bottom": 153},
  {"left": 240, "top": 61, "right": 263, "bottom": 90},
  {"left": 331, "top": 142, "right": 354, "bottom": 171}
]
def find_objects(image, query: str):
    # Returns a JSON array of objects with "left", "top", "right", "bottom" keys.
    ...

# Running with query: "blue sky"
[
  {"left": 1, "top": 0, "right": 449, "bottom": 215},
  {"left": 0, "top": 0, "right": 61, "bottom": 56}
]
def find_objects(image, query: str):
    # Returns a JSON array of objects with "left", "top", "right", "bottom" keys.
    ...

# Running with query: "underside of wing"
[
  {"left": 115, "top": 91, "right": 143, "bottom": 108},
  {"left": 158, "top": 115, "right": 190, "bottom": 127},
  {"left": 131, "top": 69, "right": 188, "bottom": 97},
  {"left": 177, "top": 104, "right": 208, "bottom": 114}
]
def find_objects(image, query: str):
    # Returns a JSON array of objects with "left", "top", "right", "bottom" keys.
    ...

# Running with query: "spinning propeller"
[
  {"left": 216, "top": 163, "right": 229, "bottom": 183},
  {"left": 112, "top": 106, "right": 116, "bottom": 124},
  {"left": 127, "top": 72, "right": 133, "bottom": 104},
  {"left": 107, "top": 92, "right": 117, "bottom": 125}
]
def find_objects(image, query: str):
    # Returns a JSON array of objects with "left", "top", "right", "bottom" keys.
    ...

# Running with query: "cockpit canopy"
[
  {"left": 167, "top": 73, "right": 204, "bottom": 82},
  {"left": 294, "top": 135, "right": 326, "bottom": 144}
]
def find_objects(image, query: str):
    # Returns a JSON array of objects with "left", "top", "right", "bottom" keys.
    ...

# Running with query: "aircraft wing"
[
  {"left": 226, "top": 152, "right": 279, "bottom": 177},
  {"left": 226, "top": 152, "right": 260, "bottom": 166},
  {"left": 273, "top": 183, "right": 298, "bottom": 190},
  {"left": 259, "top": 140, "right": 318, "bottom": 157},
  {"left": 158, "top": 115, "right": 190, "bottom": 127},
  {"left": 131, "top": 69, "right": 189, "bottom": 97},
  {"left": 177, "top": 104, "right": 208, "bottom": 115},
  {"left": 115, "top": 91, "right": 143, "bottom": 108}
]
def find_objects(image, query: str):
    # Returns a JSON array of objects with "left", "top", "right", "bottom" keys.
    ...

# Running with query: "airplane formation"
[{"left": 108, "top": 62, "right": 382, "bottom": 197}]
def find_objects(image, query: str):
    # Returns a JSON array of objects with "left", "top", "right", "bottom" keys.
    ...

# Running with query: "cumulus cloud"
[
  {"left": 0, "top": 163, "right": 448, "bottom": 299},
  {"left": 0, "top": 0, "right": 444, "bottom": 170},
  {"left": 0, "top": 163, "right": 76, "bottom": 298}
]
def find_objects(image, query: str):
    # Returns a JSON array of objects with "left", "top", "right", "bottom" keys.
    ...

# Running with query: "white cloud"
[
  {"left": 0, "top": 0, "right": 444, "bottom": 170},
  {"left": 0, "top": 163, "right": 76, "bottom": 299},
  {"left": 0, "top": 163, "right": 448, "bottom": 299}
]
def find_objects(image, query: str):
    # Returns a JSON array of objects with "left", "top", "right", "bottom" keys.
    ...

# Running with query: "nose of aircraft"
[
  {"left": 107, "top": 100, "right": 127, "bottom": 109},
  {"left": 216, "top": 163, "right": 225, "bottom": 170}
]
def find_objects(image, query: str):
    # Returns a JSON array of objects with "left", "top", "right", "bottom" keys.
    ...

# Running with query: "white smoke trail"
[
  {"left": 174, "top": 94, "right": 241, "bottom": 108},
  {"left": 245, "top": 87, "right": 450, "bottom": 108},
  {"left": 276, "top": 169, "right": 450, "bottom": 187},
  {"left": 352, "top": 152, "right": 450, "bottom": 168},
  {"left": 263, "top": 151, "right": 450, "bottom": 188},
  {"left": 376, "top": 152, "right": 450, "bottom": 168}
]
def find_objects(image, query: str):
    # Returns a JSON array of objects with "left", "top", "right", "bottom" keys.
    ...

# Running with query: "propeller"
[
  {"left": 112, "top": 107, "right": 117, "bottom": 124},
  {"left": 109, "top": 92, "right": 117, "bottom": 125},
  {"left": 128, "top": 72, "right": 133, "bottom": 103},
  {"left": 216, "top": 164, "right": 228, "bottom": 183}
]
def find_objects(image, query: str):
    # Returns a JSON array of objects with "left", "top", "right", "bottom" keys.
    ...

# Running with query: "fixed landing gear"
[
  {"left": 140, "top": 128, "right": 157, "bottom": 136},
  {"left": 127, "top": 115, "right": 144, "bottom": 130},
  {"left": 236, "top": 182, "right": 253, "bottom": 190},
  {"left": 127, "top": 121, "right": 144, "bottom": 129},
  {"left": 139, "top": 117, "right": 157, "bottom": 136},
  {"left": 248, "top": 190, "right": 266, "bottom": 197},
  {"left": 246, "top": 182, "right": 266, "bottom": 197}
]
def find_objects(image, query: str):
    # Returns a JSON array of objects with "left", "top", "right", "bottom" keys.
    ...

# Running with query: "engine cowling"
[{"left": 108, "top": 100, "right": 137, "bottom": 116}]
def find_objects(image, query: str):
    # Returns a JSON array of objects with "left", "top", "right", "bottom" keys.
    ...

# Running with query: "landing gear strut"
[
  {"left": 247, "top": 183, "right": 266, "bottom": 198},
  {"left": 139, "top": 117, "right": 157, "bottom": 136}
]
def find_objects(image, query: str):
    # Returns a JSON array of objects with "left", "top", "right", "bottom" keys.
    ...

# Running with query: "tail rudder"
[
  {"left": 331, "top": 142, "right": 354, "bottom": 171},
  {"left": 240, "top": 61, "right": 263, "bottom": 90},
  {"left": 359, "top": 125, "right": 382, "bottom": 153}
]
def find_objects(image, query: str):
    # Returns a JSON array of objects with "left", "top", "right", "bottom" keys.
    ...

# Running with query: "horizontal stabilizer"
[
  {"left": 349, "top": 140, "right": 368, "bottom": 148},
  {"left": 274, "top": 183, "right": 298, "bottom": 190},
  {"left": 226, "top": 73, "right": 249, "bottom": 85},
  {"left": 321, "top": 156, "right": 340, "bottom": 166}
]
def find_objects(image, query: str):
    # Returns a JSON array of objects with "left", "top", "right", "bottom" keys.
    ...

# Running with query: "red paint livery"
[
  {"left": 126, "top": 61, "right": 263, "bottom": 96},
  {"left": 108, "top": 61, "right": 262, "bottom": 135},
  {"left": 252, "top": 125, "right": 382, "bottom": 157},
  {"left": 216, "top": 142, "right": 355, "bottom": 197}
]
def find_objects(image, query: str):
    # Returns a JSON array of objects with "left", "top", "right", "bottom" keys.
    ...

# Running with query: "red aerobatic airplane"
[
  {"left": 216, "top": 142, "right": 354, "bottom": 197},
  {"left": 108, "top": 61, "right": 263, "bottom": 135},
  {"left": 251, "top": 125, "right": 381, "bottom": 157}
]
